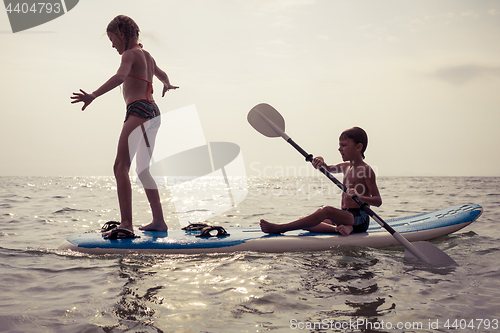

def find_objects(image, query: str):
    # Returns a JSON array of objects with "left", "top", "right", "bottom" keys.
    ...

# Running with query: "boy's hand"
[
  {"left": 71, "top": 89, "right": 95, "bottom": 111},
  {"left": 162, "top": 84, "right": 179, "bottom": 97},
  {"left": 312, "top": 156, "right": 326, "bottom": 169},
  {"left": 346, "top": 188, "right": 358, "bottom": 197}
]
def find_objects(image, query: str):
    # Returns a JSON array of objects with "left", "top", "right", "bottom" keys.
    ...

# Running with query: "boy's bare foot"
[
  {"left": 139, "top": 220, "right": 168, "bottom": 231},
  {"left": 260, "top": 219, "right": 284, "bottom": 234},
  {"left": 335, "top": 224, "right": 353, "bottom": 236}
]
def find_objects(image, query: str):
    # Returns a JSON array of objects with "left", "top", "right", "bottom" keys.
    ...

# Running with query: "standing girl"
[{"left": 71, "top": 15, "right": 178, "bottom": 238}]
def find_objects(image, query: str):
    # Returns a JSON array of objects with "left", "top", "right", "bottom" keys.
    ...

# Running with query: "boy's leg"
[
  {"left": 260, "top": 206, "right": 354, "bottom": 234},
  {"left": 304, "top": 218, "right": 338, "bottom": 233},
  {"left": 312, "top": 208, "right": 356, "bottom": 236},
  {"left": 304, "top": 221, "right": 338, "bottom": 233}
]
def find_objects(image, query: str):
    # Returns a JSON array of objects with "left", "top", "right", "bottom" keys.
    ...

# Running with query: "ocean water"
[{"left": 0, "top": 176, "right": 499, "bottom": 333}]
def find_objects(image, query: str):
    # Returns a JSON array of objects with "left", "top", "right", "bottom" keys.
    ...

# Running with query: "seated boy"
[{"left": 260, "top": 127, "right": 382, "bottom": 236}]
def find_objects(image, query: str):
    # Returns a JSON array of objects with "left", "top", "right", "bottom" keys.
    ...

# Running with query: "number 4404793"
[
  {"left": 444, "top": 319, "right": 498, "bottom": 330},
  {"left": 5, "top": 2, "right": 62, "bottom": 14}
]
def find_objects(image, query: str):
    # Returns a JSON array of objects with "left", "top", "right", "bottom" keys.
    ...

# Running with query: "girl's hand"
[
  {"left": 162, "top": 84, "right": 179, "bottom": 97},
  {"left": 71, "top": 89, "right": 96, "bottom": 111},
  {"left": 312, "top": 156, "right": 326, "bottom": 169}
]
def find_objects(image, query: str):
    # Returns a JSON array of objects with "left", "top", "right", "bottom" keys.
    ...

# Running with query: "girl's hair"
[
  {"left": 106, "top": 15, "right": 140, "bottom": 51},
  {"left": 339, "top": 127, "right": 368, "bottom": 159}
]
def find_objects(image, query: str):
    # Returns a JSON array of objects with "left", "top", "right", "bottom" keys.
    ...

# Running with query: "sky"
[{"left": 1, "top": 0, "right": 500, "bottom": 177}]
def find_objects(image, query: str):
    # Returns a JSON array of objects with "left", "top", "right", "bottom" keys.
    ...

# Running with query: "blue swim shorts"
[{"left": 343, "top": 208, "right": 370, "bottom": 233}]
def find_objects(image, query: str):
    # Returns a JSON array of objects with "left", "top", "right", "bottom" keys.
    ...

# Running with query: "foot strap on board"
[
  {"left": 182, "top": 223, "right": 210, "bottom": 231},
  {"left": 196, "top": 226, "right": 230, "bottom": 238},
  {"left": 101, "top": 221, "right": 121, "bottom": 233},
  {"left": 104, "top": 228, "right": 140, "bottom": 240}
]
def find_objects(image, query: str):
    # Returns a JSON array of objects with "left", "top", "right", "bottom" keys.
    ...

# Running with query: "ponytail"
[{"left": 106, "top": 15, "right": 140, "bottom": 51}]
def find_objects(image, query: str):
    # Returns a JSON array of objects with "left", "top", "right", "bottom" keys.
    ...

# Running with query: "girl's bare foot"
[{"left": 139, "top": 220, "right": 168, "bottom": 231}]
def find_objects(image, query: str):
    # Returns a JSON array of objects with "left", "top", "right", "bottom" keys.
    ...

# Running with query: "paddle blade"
[
  {"left": 405, "top": 241, "right": 458, "bottom": 266},
  {"left": 248, "top": 103, "right": 285, "bottom": 138}
]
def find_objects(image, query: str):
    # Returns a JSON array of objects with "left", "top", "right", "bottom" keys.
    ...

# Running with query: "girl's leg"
[
  {"left": 112, "top": 116, "right": 150, "bottom": 232},
  {"left": 139, "top": 188, "right": 168, "bottom": 231},
  {"left": 260, "top": 206, "right": 354, "bottom": 234},
  {"left": 135, "top": 119, "right": 168, "bottom": 231}
]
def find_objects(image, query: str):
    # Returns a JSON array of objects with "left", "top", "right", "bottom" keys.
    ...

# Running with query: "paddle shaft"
[{"left": 283, "top": 137, "right": 429, "bottom": 262}]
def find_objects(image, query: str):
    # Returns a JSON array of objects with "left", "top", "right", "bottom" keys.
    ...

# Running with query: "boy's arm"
[
  {"left": 352, "top": 167, "right": 382, "bottom": 207},
  {"left": 312, "top": 157, "right": 347, "bottom": 174},
  {"left": 153, "top": 59, "right": 179, "bottom": 96},
  {"left": 326, "top": 163, "right": 348, "bottom": 174}
]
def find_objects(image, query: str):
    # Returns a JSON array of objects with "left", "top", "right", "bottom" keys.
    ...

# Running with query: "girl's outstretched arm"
[
  {"left": 71, "top": 51, "right": 134, "bottom": 110},
  {"left": 153, "top": 59, "right": 178, "bottom": 96},
  {"left": 71, "top": 89, "right": 95, "bottom": 111}
]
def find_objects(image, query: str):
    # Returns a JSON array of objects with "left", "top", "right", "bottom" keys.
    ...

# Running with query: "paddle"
[{"left": 247, "top": 103, "right": 458, "bottom": 266}]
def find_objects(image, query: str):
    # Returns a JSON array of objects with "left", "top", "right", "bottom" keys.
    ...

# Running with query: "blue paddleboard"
[{"left": 59, "top": 204, "right": 482, "bottom": 254}]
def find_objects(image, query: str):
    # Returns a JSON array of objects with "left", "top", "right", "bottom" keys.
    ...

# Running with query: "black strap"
[
  {"left": 101, "top": 221, "right": 120, "bottom": 232},
  {"left": 182, "top": 223, "right": 210, "bottom": 231},
  {"left": 196, "top": 226, "right": 230, "bottom": 238}
]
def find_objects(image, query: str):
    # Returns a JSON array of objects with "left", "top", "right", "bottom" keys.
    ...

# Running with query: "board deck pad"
[{"left": 59, "top": 204, "right": 483, "bottom": 254}]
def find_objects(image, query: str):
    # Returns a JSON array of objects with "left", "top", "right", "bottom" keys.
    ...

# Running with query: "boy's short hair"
[{"left": 339, "top": 127, "right": 368, "bottom": 159}]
